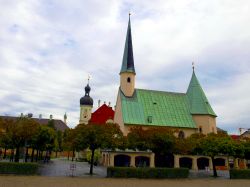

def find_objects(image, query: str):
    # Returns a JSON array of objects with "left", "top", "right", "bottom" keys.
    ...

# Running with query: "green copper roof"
[
  {"left": 120, "top": 89, "right": 196, "bottom": 128},
  {"left": 186, "top": 71, "right": 216, "bottom": 116},
  {"left": 120, "top": 16, "right": 136, "bottom": 74}
]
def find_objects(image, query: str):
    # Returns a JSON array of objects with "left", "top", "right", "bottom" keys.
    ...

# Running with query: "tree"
[
  {"left": 75, "top": 123, "right": 123, "bottom": 175},
  {"left": 174, "top": 133, "right": 205, "bottom": 155},
  {"left": 200, "top": 132, "right": 244, "bottom": 177},
  {"left": 243, "top": 138, "right": 250, "bottom": 160},
  {"left": 34, "top": 125, "right": 56, "bottom": 161}
]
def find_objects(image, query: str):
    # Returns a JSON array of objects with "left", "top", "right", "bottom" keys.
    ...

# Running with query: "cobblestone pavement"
[{"left": 38, "top": 158, "right": 107, "bottom": 177}]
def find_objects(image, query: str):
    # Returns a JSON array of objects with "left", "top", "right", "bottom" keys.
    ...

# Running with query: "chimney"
[
  {"left": 49, "top": 114, "right": 53, "bottom": 120},
  {"left": 108, "top": 102, "right": 111, "bottom": 107},
  {"left": 39, "top": 114, "right": 42, "bottom": 119},
  {"left": 104, "top": 101, "right": 106, "bottom": 105},
  {"left": 98, "top": 100, "right": 101, "bottom": 108}
]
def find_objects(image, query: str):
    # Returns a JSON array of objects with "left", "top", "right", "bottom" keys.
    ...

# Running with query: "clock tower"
[{"left": 79, "top": 82, "right": 93, "bottom": 124}]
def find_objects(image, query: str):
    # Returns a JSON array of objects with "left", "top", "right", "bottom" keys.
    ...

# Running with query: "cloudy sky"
[{"left": 0, "top": 0, "right": 250, "bottom": 134}]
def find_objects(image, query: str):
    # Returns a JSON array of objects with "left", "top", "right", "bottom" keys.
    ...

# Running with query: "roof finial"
[
  {"left": 192, "top": 61, "right": 195, "bottom": 71},
  {"left": 129, "top": 12, "right": 131, "bottom": 17}
]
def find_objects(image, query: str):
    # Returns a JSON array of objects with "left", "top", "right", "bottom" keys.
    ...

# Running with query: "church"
[
  {"left": 83, "top": 17, "right": 233, "bottom": 170},
  {"left": 113, "top": 17, "right": 217, "bottom": 137}
]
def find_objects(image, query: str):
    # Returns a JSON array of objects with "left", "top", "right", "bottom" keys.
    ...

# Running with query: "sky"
[{"left": 0, "top": 0, "right": 250, "bottom": 134}]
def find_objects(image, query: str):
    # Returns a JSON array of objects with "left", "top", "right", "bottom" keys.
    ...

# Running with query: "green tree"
[
  {"left": 200, "top": 133, "right": 244, "bottom": 177},
  {"left": 174, "top": 133, "right": 205, "bottom": 155},
  {"left": 75, "top": 123, "right": 122, "bottom": 175}
]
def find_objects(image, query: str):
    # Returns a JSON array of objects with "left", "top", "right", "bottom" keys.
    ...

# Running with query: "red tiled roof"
[
  {"left": 90, "top": 104, "right": 114, "bottom": 125},
  {"left": 230, "top": 135, "right": 240, "bottom": 140},
  {"left": 0, "top": 116, "right": 69, "bottom": 132}
]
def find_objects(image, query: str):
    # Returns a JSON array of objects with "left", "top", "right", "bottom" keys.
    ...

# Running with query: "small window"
[
  {"left": 178, "top": 131, "right": 185, "bottom": 139},
  {"left": 127, "top": 77, "right": 131, "bottom": 83},
  {"left": 199, "top": 126, "right": 203, "bottom": 133},
  {"left": 148, "top": 116, "right": 152, "bottom": 123}
]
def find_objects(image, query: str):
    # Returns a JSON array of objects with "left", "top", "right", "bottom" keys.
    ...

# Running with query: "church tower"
[
  {"left": 120, "top": 15, "right": 136, "bottom": 97},
  {"left": 79, "top": 82, "right": 93, "bottom": 124},
  {"left": 187, "top": 67, "right": 217, "bottom": 134}
]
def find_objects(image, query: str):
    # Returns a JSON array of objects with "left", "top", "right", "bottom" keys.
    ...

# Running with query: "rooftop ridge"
[{"left": 135, "top": 88, "right": 186, "bottom": 95}]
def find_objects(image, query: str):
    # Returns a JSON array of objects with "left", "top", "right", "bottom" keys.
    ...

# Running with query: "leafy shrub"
[
  {"left": 107, "top": 167, "right": 189, "bottom": 178},
  {"left": 0, "top": 162, "right": 39, "bottom": 175},
  {"left": 230, "top": 169, "right": 250, "bottom": 179}
]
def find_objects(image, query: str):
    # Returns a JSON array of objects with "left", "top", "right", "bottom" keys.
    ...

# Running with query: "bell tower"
[
  {"left": 79, "top": 81, "right": 93, "bottom": 124},
  {"left": 120, "top": 15, "right": 136, "bottom": 97}
]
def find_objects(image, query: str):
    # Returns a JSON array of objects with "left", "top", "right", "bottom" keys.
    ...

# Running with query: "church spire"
[
  {"left": 120, "top": 15, "right": 136, "bottom": 74},
  {"left": 187, "top": 70, "right": 216, "bottom": 116}
]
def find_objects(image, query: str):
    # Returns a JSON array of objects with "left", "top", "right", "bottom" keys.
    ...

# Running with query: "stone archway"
[
  {"left": 214, "top": 158, "right": 225, "bottom": 166},
  {"left": 135, "top": 156, "right": 150, "bottom": 167},
  {"left": 179, "top": 157, "right": 192, "bottom": 169},
  {"left": 114, "top": 154, "right": 131, "bottom": 167},
  {"left": 197, "top": 157, "right": 209, "bottom": 170},
  {"left": 155, "top": 153, "right": 174, "bottom": 168}
]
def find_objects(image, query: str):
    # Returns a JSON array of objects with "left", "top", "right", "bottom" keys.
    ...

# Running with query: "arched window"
[
  {"left": 127, "top": 77, "right": 131, "bottom": 83},
  {"left": 178, "top": 131, "right": 185, "bottom": 139}
]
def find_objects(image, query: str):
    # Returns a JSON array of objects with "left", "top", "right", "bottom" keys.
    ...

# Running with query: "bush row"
[
  {"left": 230, "top": 169, "right": 250, "bottom": 179},
  {"left": 107, "top": 167, "right": 189, "bottom": 178},
  {"left": 0, "top": 162, "right": 39, "bottom": 175}
]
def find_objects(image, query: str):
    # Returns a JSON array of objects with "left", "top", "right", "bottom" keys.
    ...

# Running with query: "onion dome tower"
[{"left": 79, "top": 82, "right": 93, "bottom": 124}]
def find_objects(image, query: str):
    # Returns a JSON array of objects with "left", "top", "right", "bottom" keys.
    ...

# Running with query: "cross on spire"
[
  {"left": 87, "top": 74, "right": 91, "bottom": 84},
  {"left": 192, "top": 62, "right": 195, "bottom": 71}
]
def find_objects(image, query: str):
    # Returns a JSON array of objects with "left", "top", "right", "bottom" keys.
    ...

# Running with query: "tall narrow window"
[
  {"left": 127, "top": 77, "right": 131, "bottom": 83},
  {"left": 199, "top": 126, "right": 203, "bottom": 134}
]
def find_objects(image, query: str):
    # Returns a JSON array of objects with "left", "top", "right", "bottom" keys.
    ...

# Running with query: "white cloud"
[{"left": 0, "top": 0, "right": 250, "bottom": 132}]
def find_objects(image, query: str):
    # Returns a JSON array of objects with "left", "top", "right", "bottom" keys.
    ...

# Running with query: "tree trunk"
[
  {"left": 14, "top": 147, "right": 20, "bottom": 162},
  {"left": 89, "top": 149, "right": 95, "bottom": 175},
  {"left": 10, "top": 149, "right": 14, "bottom": 162},
  {"left": 67, "top": 151, "right": 70, "bottom": 160},
  {"left": 41, "top": 151, "right": 43, "bottom": 160},
  {"left": 35, "top": 149, "right": 38, "bottom": 162},
  {"left": 31, "top": 148, "right": 34, "bottom": 162},
  {"left": 3, "top": 147, "right": 7, "bottom": 159},
  {"left": 211, "top": 156, "right": 217, "bottom": 177},
  {"left": 71, "top": 150, "right": 75, "bottom": 161},
  {"left": 25, "top": 147, "right": 29, "bottom": 162}
]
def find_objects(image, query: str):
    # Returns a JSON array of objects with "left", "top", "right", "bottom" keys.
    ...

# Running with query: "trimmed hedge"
[
  {"left": 107, "top": 167, "right": 189, "bottom": 178},
  {"left": 230, "top": 169, "right": 250, "bottom": 179},
  {"left": 0, "top": 162, "right": 39, "bottom": 175}
]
